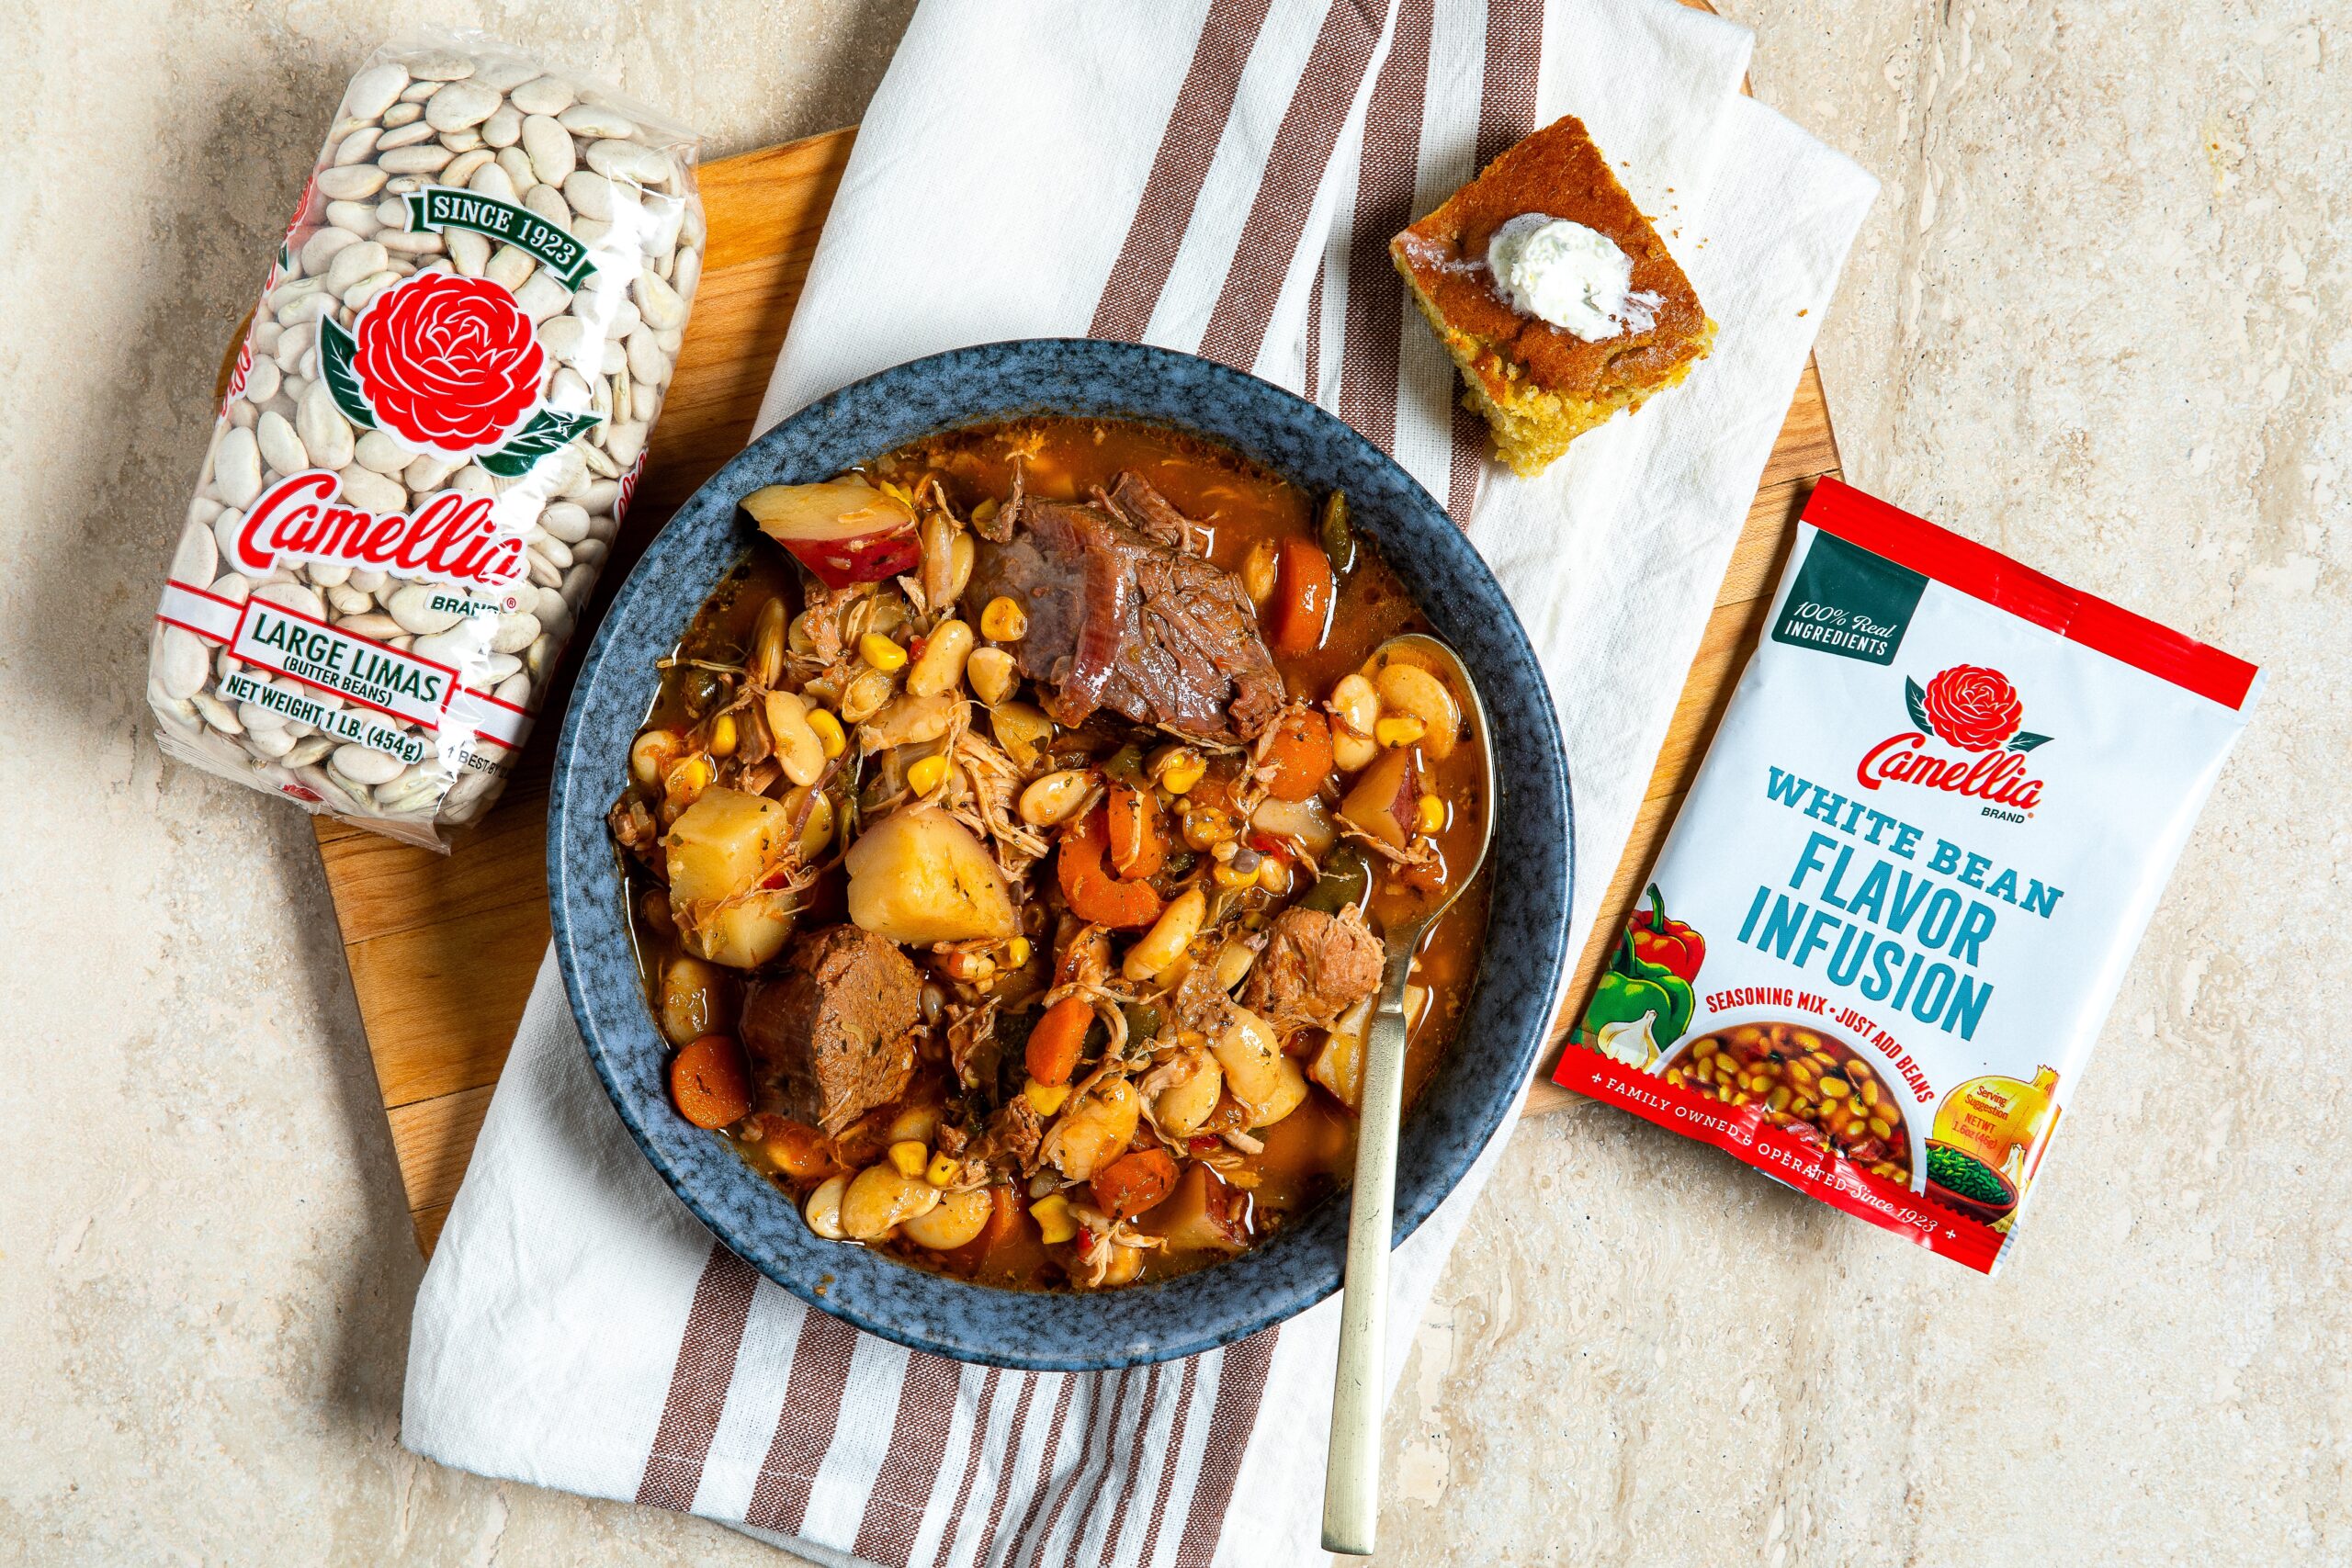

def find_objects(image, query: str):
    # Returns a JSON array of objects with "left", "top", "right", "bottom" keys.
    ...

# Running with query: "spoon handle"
[{"left": 1321, "top": 946, "right": 1417, "bottom": 1555}]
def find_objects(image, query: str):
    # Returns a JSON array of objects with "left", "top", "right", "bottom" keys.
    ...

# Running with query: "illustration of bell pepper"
[
  {"left": 1582, "top": 931, "right": 1696, "bottom": 1061},
  {"left": 1629, "top": 883, "right": 1704, "bottom": 984}
]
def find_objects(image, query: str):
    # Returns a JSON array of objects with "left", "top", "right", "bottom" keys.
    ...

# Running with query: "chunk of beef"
[
  {"left": 1240, "top": 905, "right": 1385, "bottom": 1032},
  {"left": 1100, "top": 471, "right": 1202, "bottom": 554},
  {"left": 966, "top": 496, "right": 1285, "bottom": 741},
  {"left": 973, "top": 1096, "right": 1044, "bottom": 1173},
  {"left": 741, "top": 926, "right": 922, "bottom": 1134}
]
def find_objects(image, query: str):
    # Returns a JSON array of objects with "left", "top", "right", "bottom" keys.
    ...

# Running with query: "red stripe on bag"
[
  {"left": 1555, "top": 1051, "right": 2008, "bottom": 1272},
  {"left": 1336, "top": 0, "right": 1435, "bottom": 455},
  {"left": 1091, "top": 0, "right": 1279, "bottom": 342},
  {"left": 1094, "top": 1366, "right": 1163, "bottom": 1566},
  {"left": 743, "top": 1308, "right": 860, "bottom": 1535},
  {"left": 1801, "top": 479, "right": 2261, "bottom": 710},
  {"left": 852, "top": 1350, "right": 965, "bottom": 1566},
  {"left": 1197, "top": 0, "right": 1389, "bottom": 371},
  {"left": 633, "top": 1244, "right": 760, "bottom": 1512},
  {"left": 1135, "top": 1358, "right": 1201, "bottom": 1567},
  {"left": 1172, "top": 1327, "right": 1280, "bottom": 1567},
  {"left": 969, "top": 1375, "right": 1040, "bottom": 1568}
]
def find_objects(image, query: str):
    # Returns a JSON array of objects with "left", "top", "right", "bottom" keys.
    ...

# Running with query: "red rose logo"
[
  {"left": 351, "top": 273, "right": 545, "bottom": 457},
  {"left": 1920, "top": 665, "right": 2024, "bottom": 751}
]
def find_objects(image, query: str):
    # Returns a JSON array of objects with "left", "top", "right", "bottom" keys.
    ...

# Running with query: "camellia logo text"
[
  {"left": 1857, "top": 664, "right": 2052, "bottom": 810},
  {"left": 232, "top": 469, "right": 526, "bottom": 592}
]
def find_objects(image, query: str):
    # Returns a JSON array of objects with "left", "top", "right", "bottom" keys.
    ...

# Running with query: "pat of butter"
[{"left": 1484, "top": 213, "right": 1660, "bottom": 342}]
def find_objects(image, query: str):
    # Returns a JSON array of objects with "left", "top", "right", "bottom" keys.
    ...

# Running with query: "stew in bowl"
[
  {"left": 608, "top": 416, "right": 1491, "bottom": 1292},
  {"left": 548, "top": 339, "right": 1569, "bottom": 1368}
]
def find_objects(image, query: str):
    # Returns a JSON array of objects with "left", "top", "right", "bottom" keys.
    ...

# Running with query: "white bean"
[
  {"left": 1018, "top": 769, "right": 1093, "bottom": 827},
  {"left": 1124, "top": 888, "right": 1205, "bottom": 982}
]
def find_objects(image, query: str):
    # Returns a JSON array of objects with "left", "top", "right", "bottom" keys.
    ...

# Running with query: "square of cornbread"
[{"left": 1391, "top": 115, "right": 1714, "bottom": 476}]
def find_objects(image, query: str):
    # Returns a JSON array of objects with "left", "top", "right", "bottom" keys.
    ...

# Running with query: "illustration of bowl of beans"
[
  {"left": 1659, "top": 1021, "right": 1915, "bottom": 1187},
  {"left": 1921, "top": 1141, "right": 2020, "bottom": 1224}
]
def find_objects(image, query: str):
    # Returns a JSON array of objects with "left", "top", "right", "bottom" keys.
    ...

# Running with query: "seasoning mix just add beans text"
[{"left": 1557, "top": 479, "right": 2262, "bottom": 1272}]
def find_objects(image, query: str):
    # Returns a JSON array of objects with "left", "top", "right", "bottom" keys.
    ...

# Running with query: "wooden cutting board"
[{"left": 304, "top": 126, "right": 1839, "bottom": 1254}]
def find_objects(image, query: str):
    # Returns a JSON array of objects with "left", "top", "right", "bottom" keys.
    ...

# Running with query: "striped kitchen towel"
[{"left": 401, "top": 2, "right": 1876, "bottom": 1563}]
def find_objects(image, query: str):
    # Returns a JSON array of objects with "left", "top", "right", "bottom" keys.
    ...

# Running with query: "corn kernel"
[
  {"left": 1023, "top": 1080, "right": 1071, "bottom": 1116},
  {"left": 1007, "top": 936, "right": 1032, "bottom": 967},
  {"left": 663, "top": 753, "right": 713, "bottom": 807},
  {"left": 925, "top": 1152, "right": 959, "bottom": 1188},
  {"left": 1374, "top": 714, "right": 1426, "bottom": 749},
  {"left": 908, "top": 754, "right": 949, "bottom": 795},
  {"left": 1415, "top": 793, "right": 1445, "bottom": 834},
  {"left": 859, "top": 631, "right": 908, "bottom": 672},
  {"left": 1031, "top": 1193, "right": 1078, "bottom": 1245},
  {"left": 980, "top": 595, "right": 1028, "bottom": 641},
  {"left": 1213, "top": 861, "right": 1256, "bottom": 891},
  {"left": 888, "top": 1140, "right": 929, "bottom": 1178},
  {"left": 1153, "top": 747, "right": 1206, "bottom": 795},
  {"left": 707, "top": 712, "right": 738, "bottom": 758},
  {"left": 808, "top": 707, "right": 847, "bottom": 758}
]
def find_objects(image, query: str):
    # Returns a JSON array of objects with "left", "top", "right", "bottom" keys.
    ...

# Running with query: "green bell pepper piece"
[{"left": 1583, "top": 931, "right": 1696, "bottom": 1044}]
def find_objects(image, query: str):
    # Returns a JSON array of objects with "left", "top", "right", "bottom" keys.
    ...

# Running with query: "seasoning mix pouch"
[{"left": 1555, "top": 479, "right": 2262, "bottom": 1272}]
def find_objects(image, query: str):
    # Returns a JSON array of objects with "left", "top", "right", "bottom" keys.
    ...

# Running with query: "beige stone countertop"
[{"left": 2, "top": 0, "right": 2343, "bottom": 1562}]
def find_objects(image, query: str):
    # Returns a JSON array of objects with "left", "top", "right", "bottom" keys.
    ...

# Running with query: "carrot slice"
[
  {"left": 1105, "top": 784, "right": 1166, "bottom": 879},
  {"left": 672, "top": 1034, "right": 752, "bottom": 1129},
  {"left": 1091, "top": 1147, "right": 1181, "bottom": 1222},
  {"left": 1268, "top": 536, "right": 1333, "bottom": 656},
  {"left": 1261, "top": 708, "right": 1334, "bottom": 801},
  {"left": 1026, "top": 993, "right": 1094, "bottom": 1087},
  {"left": 1057, "top": 809, "right": 1164, "bottom": 930}
]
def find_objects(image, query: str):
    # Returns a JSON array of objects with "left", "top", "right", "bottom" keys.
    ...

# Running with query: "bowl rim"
[{"left": 548, "top": 338, "right": 1572, "bottom": 1370}]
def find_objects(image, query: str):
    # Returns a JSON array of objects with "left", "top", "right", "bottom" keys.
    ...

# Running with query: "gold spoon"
[{"left": 1321, "top": 633, "right": 1496, "bottom": 1556}]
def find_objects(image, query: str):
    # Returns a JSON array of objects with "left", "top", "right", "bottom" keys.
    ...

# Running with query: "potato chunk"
[
  {"left": 844, "top": 807, "right": 1019, "bottom": 944},
  {"left": 665, "top": 788, "right": 790, "bottom": 905}
]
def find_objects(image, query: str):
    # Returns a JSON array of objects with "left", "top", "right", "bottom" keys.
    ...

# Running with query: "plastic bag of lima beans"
[{"left": 148, "top": 33, "right": 703, "bottom": 850}]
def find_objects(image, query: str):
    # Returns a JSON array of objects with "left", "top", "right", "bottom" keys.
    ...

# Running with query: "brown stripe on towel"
[
  {"left": 996, "top": 1375, "right": 1080, "bottom": 1567},
  {"left": 1476, "top": 0, "right": 1544, "bottom": 165},
  {"left": 1442, "top": 0, "right": 1547, "bottom": 524},
  {"left": 1035, "top": 1369, "right": 1135, "bottom": 1566},
  {"left": 1135, "top": 1358, "right": 1202, "bottom": 1567},
  {"left": 743, "top": 1307, "right": 860, "bottom": 1535},
  {"left": 632, "top": 1243, "right": 759, "bottom": 1512},
  {"left": 1446, "top": 400, "right": 1484, "bottom": 526},
  {"left": 936, "top": 1367, "right": 1003, "bottom": 1566},
  {"left": 1090, "top": 0, "right": 1278, "bottom": 342},
  {"left": 1335, "top": 0, "right": 1436, "bottom": 453},
  {"left": 1304, "top": 264, "right": 1326, "bottom": 400},
  {"left": 852, "top": 1349, "right": 966, "bottom": 1566},
  {"left": 968, "top": 1375, "right": 1040, "bottom": 1568},
  {"left": 1197, "top": 0, "right": 1389, "bottom": 371},
  {"left": 1094, "top": 1365, "right": 1164, "bottom": 1565},
  {"left": 1172, "top": 1326, "right": 1280, "bottom": 1567}
]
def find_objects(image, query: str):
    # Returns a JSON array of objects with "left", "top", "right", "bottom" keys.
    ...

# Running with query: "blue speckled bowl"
[{"left": 548, "top": 340, "right": 1571, "bottom": 1371}]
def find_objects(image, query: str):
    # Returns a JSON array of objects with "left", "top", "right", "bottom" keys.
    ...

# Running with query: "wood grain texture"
[{"left": 308, "top": 125, "right": 1837, "bottom": 1250}]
